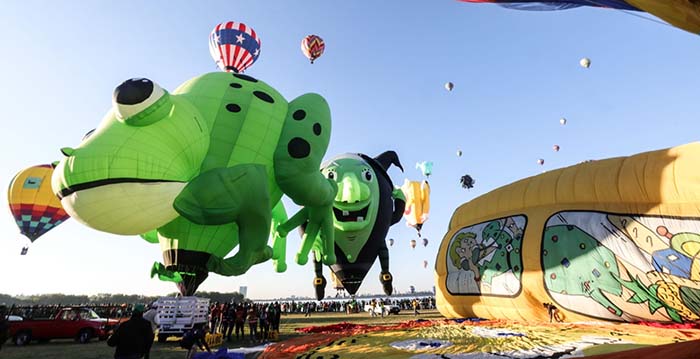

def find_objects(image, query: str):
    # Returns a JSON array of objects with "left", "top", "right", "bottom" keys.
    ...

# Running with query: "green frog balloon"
[{"left": 52, "top": 73, "right": 337, "bottom": 295}]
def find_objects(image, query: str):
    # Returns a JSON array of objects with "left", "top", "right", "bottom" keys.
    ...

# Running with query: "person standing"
[
  {"left": 107, "top": 304, "right": 154, "bottom": 359},
  {"left": 247, "top": 307, "right": 258, "bottom": 342},
  {"left": 0, "top": 305, "right": 10, "bottom": 352},
  {"left": 234, "top": 304, "right": 246, "bottom": 341}
]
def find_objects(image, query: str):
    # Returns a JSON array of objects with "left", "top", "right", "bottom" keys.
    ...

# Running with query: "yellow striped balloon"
[{"left": 8, "top": 164, "right": 69, "bottom": 242}]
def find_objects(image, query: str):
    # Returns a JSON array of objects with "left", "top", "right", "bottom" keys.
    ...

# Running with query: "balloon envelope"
[
  {"left": 560, "top": 117, "right": 567, "bottom": 125},
  {"left": 457, "top": 149, "right": 462, "bottom": 157},
  {"left": 301, "top": 35, "right": 325, "bottom": 63},
  {"left": 445, "top": 82, "right": 454, "bottom": 91},
  {"left": 458, "top": 1, "right": 700, "bottom": 36},
  {"left": 423, "top": 238, "right": 429, "bottom": 247},
  {"left": 410, "top": 239, "right": 417, "bottom": 249},
  {"left": 209, "top": 21, "right": 261, "bottom": 73},
  {"left": 537, "top": 159, "right": 545, "bottom": 165},
  {"left": 8, "top": 164, "right": 70, "bottom": 242},
  {"left": 416, "top": 161, "right": 433, "bottom": 177},
  {"left": 553, "top": 145, "right": 560, "bottom": 152},
  {"left": 460, "top": 174, "right": 475, "bottom": 189},
  {"left": 580, "top": 57, "right": 591, "bottom": 68},
  {"left": 402, "top": 179, "right": 430, "bottom": 236},
  {"left": 423, "top": 260, "right": 428, "bottom": 268}
]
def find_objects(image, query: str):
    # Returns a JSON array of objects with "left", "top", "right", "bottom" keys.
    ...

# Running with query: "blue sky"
[{"left": 1, "top": 1, "right": 699, "bottom": 300}]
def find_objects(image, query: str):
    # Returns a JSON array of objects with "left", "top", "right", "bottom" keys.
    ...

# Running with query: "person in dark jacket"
[
  {"left": 0, "top": 305, "right": 9, "bottom": 351},
  {"left": 107, "top": 304, "right": 154, "bottom": 359}
]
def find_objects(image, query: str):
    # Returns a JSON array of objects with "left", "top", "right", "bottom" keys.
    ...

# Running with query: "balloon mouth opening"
[
  {"left": 332, "top": 204, "right": 370, "bottom": 223},
  {"left": 57, "top": 178, "right": 182, "bottom": 199}
]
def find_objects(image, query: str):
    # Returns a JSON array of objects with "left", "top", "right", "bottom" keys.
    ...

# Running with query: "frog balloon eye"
[
  {"left": 112, "top": 78, "right": 172, "bottom": 126},
  {"left": 362, "top": 168, "right": 373, "bottom": 182}
]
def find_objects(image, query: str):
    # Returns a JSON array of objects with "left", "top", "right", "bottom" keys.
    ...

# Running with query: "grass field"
[{"left": 1, "top": 309, "right": 443, "bottom": 359}]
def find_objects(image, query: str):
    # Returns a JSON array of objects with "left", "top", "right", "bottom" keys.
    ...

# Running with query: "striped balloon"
[
  {"left": 301, "top": 35, "right": 325, "bottom": 64},
  {"left": 8, "top": 164, "right": 70, "bottom": 242},
  {"left": 209, "top": 21, "right": 261, "bottom": 73}
]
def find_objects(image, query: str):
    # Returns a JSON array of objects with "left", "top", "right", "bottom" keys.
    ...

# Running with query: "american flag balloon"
[
  {"left": 209, "top": 21, "right": 261, "bottom": 73},
  {"left": 301, "top": 35, "right": 325, "bottom": 64}
]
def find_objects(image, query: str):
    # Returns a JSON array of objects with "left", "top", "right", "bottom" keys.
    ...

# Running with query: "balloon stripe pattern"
[
  {"left": 209, "top": 21, "right": 261, "bottom": 73},
  {"left": 458, "top": 0, "right": 639, "bottom": 11},
  {"left": 8, "top": 164, "right": 69, "bottom": 242},
  {"left": 301, "top": 35, "right": 325, "bottom": 63}
]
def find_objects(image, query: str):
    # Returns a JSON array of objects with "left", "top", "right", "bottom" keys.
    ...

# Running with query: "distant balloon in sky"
[
  {"left": 301, "top": 35, "right": 325, "bottom": 64},
  {"left": 209, "top": 21, "right": 261, "bottom": 73},
  {"left": 537, "top": 158, "right": 545, "bottom": 166},
  {"left": 580, "top": 57, "right": 591, "bottom": 68},
  {"left": 445, "top": 82, "right": 454, "bottom": 91},
  {"left": 553, "top": 145, "right": 560, "bottom": 152},
  {"left": 410, "top": 239, "right": 417, "bottom": 249},
  {"left": 456, "top": 149, "right": 462, "bottom": 157},
  {"left": 460, "top": 174, "right": 475, "bottom": 189},
  {"left": 388, "top": 238, "right": 395, "bottom": 247},
  {"left": 560, "top": 117, "right": 567, "bottom": 125},
  {"left": 8, "top": 164, "right": 70, "bottom": 243},
  {"left": 416, "top": 161, "right": 433, "bottom": 178},
  {"left": 422, "top": 238, "right": 429, "bottom": 247},
  {"left": 423, "top": 260, "right": 428, "bottom": 269}
]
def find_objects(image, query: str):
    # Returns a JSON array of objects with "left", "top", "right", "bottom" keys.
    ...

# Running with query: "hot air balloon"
[
  {"left": 410, "top": 239, "right": 417, "bottom": 249},
  {"left": 537, "top": 159, "right": 545, "bottom": 165},
  {"left": 389, "top": 238, "right": 395, "bottom": 247},
  {"left": 553, "top": 145, "right": 560, "bottom": 152},
  {"left": 423, "top": 260, "right": 428, "bottom": 269},
  {"left": 402, "top": 179, "right": 430, "bottom": 237},
  {"left": 460, "top": 174, "right": 475, "bottom": 189},
  {"left": 458, "top": 1, "right": 700, "bottom": 36},
  {"left": 560, "top": 117, "right": 567, "bottom": 125},
  {"left": 457, "top": 149, "right": 463, "bottom": 157},
  {"left": 422, "top": 238, "right": 429, "bottom": 247},
  {"left": 416, "top": 161, "right": 433, "bottom": 178},
  {"left": 8, "top": 164, "right": 70, "bottom": 251},
  {"left": 209, "top": 21, "right": 261, "bottom": 73},
  {"left": 580, "top": 57, "right": 591, "bottom": 68},
  {"left": 301, "top": 35, "right": 325, "bottom": 64},
  {"left": 445, "top": 82, "right": 454, "bottom": 91}
]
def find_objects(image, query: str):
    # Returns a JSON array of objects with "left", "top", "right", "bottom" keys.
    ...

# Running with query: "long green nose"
[{"left": 335, "top": 173, "right": 370, "bottom": 203}]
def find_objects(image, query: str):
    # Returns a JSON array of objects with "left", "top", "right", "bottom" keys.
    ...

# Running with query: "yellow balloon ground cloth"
[{"left": 260, "top": 319, "right": 700, "bottom": 359}]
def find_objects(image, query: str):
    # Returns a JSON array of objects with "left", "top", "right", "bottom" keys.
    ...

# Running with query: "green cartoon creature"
[
  {"left": 51, "top": 73, "right": 337, "bottom": 295},
  {"left": 280, "top": 152, "right": 405, "bottom": 299}
]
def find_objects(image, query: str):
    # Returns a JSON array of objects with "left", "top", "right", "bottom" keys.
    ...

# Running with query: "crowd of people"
[{"left": 206, "top": 302, "right": 282, "bottom": 343}]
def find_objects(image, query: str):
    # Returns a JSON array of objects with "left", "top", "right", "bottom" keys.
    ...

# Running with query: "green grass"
[{"left": 0, "top": 309, "right": 443, "bottom": 359}]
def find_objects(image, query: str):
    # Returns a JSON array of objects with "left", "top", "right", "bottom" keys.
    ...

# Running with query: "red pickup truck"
[{"left": 8, "top": 307, "right": 119, "bottom": 346}]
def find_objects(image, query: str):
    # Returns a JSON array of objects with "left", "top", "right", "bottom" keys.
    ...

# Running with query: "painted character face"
[
  {"left": 322, "top": 155, "right": 380, "bottom": 234},
  {"left": 52, "top": 78, "right": 210, "bottom": 235}
]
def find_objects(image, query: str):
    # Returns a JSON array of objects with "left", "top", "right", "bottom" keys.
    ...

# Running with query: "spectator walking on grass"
[{"left": 107, "top": 304, "right": 154, "bottom": 359}]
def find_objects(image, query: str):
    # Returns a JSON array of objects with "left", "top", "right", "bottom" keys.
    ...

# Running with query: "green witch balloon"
[
  {"left": 281, "top": 151, "right": 405, "bottom": 299},
  {"left": 52, "top": 73, "right": 337, "bottom": 295}
]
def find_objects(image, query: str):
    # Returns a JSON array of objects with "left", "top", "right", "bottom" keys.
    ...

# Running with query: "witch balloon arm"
[{"left": 278, "top": 205, "right": 336, "bottom": 266}]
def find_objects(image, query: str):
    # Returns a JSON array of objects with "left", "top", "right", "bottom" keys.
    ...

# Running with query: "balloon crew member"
[
  {"left": 107, "top": 304, "right": 154, "bottom": 359},
  {"left": 180, "top": 324, "right": 211, "bottom": 359}
]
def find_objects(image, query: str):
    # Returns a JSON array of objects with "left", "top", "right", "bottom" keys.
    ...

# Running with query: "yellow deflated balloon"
[
  {"left": 401, "top": 179, "right": 430, "bottom": 236},
  {"left": 436, "top": 142, "right": 700, "bottom": 324}
]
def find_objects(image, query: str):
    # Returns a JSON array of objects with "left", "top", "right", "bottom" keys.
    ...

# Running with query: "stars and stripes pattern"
[
  {"left": 209, "top": 21, "right": 261, "bottom": 73},
  {"left": 301, "top": 35, "right": 325, "bottom": 64}
]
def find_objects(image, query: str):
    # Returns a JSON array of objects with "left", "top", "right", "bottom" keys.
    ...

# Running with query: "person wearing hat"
[{"left": 107, "top": 304, "right": 154, "bottom": 359}]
